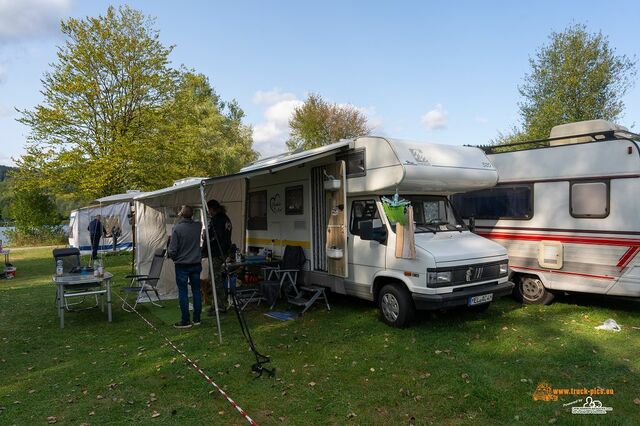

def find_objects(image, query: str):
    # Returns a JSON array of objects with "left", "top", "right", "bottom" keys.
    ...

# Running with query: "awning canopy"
[{"left": 95, "top": 190, "right": 144, "bottom": 205}]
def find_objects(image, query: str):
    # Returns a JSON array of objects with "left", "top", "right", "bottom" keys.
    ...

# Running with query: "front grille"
[{"left": 427, "top": 261, "right": 506, "bottom": 288}]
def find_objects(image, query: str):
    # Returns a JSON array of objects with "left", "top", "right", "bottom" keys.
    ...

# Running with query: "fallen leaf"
[
  {"left": 151, "top": 410, "right": 161, "bottom": 418},
  {"left": 370, "top": 368, "right": 375, "bottom": 372},
  {"left": 234, "top": 364, "right": 240, "bottom": 368},
  {"left": 47, "top": 416, "right": 57, "bottom": 424},
  {"left": 89, "top": 411, "right": 95, "bottom": 416},
  {"left": 96, "top": 395, "right": 103, "bottom": 400},
  {"left": 634, "top": 398, "right": 640, "bottom": 406},
  {"left": 502, "top": 326, "right": 509, "bottom": 331},
  {"left": 346, "top": 412, "right": 357, "bottom": 419},
  {"left": 308, "top": 381, "right": 316, "bottom": 387}
]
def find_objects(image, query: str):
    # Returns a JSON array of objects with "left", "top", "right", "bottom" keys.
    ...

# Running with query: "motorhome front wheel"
[{"left": 378, "top": 284, "right": 415, "bottom": 328}]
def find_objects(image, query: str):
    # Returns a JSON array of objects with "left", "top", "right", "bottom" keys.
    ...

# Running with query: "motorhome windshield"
[{"left": 384, "top": 195, "right": 465, "bottom": 233}]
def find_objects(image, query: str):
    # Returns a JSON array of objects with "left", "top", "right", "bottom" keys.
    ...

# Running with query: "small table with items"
[
  {"left": 52, "top": 272, "right": 113, "bottom": 328},
  {"left": 224, "top": 257, "right": 281, "bottom": 308}
]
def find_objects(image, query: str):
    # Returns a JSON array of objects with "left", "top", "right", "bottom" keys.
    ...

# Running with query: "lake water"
[{"left": 0, "top": 226, "right": 12, "bottom": 244}]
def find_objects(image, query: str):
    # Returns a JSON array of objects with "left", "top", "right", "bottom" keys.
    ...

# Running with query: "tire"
[
  {"left": 378, "top": 283, "right": 415, "bottom": 328},
  {"left": 515, "top": 276, "right": 554, "bottom": 305}
]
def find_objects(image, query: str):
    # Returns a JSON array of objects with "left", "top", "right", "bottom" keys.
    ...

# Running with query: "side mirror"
[
  {"left": 468, "top": 216, "right": 476, "bottom": 232},
  {"left": 359, "top": 220, "right": 387, "bottom": 243}
]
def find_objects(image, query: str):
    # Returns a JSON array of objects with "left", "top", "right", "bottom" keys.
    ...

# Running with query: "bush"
[{"left": 5, "top": 226, "right": 67, "bottom": 247}]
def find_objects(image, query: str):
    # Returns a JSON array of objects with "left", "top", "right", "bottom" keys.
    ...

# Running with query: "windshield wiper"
[{"left": 415, "top": 224, "right": 437, "bottom": 234}]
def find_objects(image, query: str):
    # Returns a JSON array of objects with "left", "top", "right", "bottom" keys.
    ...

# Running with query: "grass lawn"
[{"left": 1, "top": 247, "right": 640, "bottom": 425}]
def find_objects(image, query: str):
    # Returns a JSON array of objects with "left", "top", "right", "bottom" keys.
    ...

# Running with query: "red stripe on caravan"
[
  {"left": 477, "top": 232, "right": 640, "bottom": 247},
  {"left": 616, "top": 246, "right": 640, "bottom": 269},
  {"left": 510, "top": 265, "right": 616, "bottom": 280}
]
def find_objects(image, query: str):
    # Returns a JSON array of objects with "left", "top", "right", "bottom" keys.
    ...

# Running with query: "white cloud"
[
  {"left": 421, "top": 104, "right": 447, "bottom": 130},
  {"left": 0, "top": 0, "right": 71, "bottom": 43},
  {"left": 252, "top": 88, "right": 297, "bottom": 106},
  {"left": 475, "top": 116, "right": 489, "bottom": 124},
  {"left": 0, "top": 63, "right": 6, "bottom": 83}
]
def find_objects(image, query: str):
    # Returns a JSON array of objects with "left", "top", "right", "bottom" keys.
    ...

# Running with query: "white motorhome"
[
  {"left": 240, "top": 136, "right": 513, "bottom": 326},
  {"left": 452, "top": 120, "right": 640, "bottom": 304}
]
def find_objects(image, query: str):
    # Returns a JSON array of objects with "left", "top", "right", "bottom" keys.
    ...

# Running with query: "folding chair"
[
  {"left": 52, "top": 247, "right": 101, "bottom": 310},
  {"left": 263, "top": 245, "right": 330, "bottom": 314},
  {"left": 121, "top": 248, "right": 165, "bottom": 312}
]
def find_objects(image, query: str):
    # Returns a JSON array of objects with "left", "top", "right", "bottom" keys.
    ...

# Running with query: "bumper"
[{"left": 412, "top": 281, "right": 515, "bottom": 310}]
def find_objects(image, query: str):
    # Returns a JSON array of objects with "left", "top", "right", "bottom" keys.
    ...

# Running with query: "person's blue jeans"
[{"left": 175, "top": 264, "right": 202, "bottom": 324}]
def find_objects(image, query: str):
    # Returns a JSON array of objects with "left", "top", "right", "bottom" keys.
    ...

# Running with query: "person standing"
[
  {"left": 87, "top": 214, "right": 106, "bottom": 260},
  {"left": 201, "top": 199, "right": 232, "bottom": 316},
  {"left": 167, "top": 206, "right": 203, "bottom": 329}
]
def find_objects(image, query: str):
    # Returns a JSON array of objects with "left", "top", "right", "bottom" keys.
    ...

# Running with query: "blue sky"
[{"left": 1, "top": 0, "right": 639, "bottom": 166}]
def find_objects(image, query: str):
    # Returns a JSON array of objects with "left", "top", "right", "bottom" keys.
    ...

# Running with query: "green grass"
[{"left": 1, "top": 247, "right": 640, "bottom": 425}]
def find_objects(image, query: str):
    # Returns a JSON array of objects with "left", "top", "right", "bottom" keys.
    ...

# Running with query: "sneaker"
[
  {"left": 173, "top": 321, "right": 192, "bottom": 329},
  {"left": 193, "top": 320, "right": 202, "bottom": 326}
]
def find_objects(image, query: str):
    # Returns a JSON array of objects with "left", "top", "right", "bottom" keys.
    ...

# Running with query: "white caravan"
[
  {"left": 452, "top": 120, "right": 640, "bottom": 304},
  {"left": 240, "top": 136, "right": 513, "bottom": 327},
  {"left": 69, "top": 191, "right": 140, "bottom": 254}
]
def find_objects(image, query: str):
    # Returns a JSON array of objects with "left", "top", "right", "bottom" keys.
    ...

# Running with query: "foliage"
[
  {"left": 496, "top": 24, "right": 637, "bottom": 145},
  {"left": 3, "top": 226, "right": 66, "bottom": 247},
  {"left": 10, "top": 188, "right": 59, "bottom": 231},
  {"left": 0, "top": 180, "right": 14, "bottom": 222},
  {"left": 16, "top": 5, "right": 257, "bottom": 200},
  {"left": 287, "top": 93, "right": 370, "bottom": 151}
]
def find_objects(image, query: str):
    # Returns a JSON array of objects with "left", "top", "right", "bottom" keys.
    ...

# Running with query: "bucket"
[{"left": 5, "top": 266, "right": 16, "bottom": 279}]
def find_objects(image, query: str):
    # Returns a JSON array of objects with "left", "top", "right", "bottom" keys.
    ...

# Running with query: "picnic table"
[{"left": 52, "top": 272, "right": 113, "bottom": 328}]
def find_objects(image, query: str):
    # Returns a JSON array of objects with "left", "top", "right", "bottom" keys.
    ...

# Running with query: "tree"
[
  {"left": 497, "top": 24, "right": 636, "bottom": 144},
  {"left": 287, "top": 93, "right": 371, "bottom": 151},
  {"left": 16, "top": 5, "right": 257, "bottom": 200}
]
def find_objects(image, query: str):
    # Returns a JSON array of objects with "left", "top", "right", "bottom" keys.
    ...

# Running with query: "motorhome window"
[
  {"left": 285, "top": 185, "right": 304, "bottom": 215},
  {"left": 450, "top": 185, "right": 533, "bottom": 220},
  {"left": 570, "top": 181, "right": 609, "bottom": 218},
  {"left": 247, "top": 190, "right": 268, "bottom": 230},
  {"left": 350, "top": 200, "right": 380, "bottom": 235},
  {"left": 337, "top": 149, "right": 366, "bottom": 177}
]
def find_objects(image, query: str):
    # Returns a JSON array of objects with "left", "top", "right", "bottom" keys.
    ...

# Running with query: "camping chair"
[
  {"left": 262, "top": 245, "right": 330, "bottom": 314},
  {"left": 52, "top": 247, "right": 101, "bottom": 310},
  {"left": 121, "top": 248, "right": 165, "bottom": 312}
]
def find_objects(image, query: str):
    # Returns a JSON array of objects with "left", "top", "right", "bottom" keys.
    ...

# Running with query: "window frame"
[
  {"left": 349, "top": 199, "right": 380, "bottom": 236},
  {"left": 284, "top": 185, "right": 304, "bottom": 215},
  {"left": 569, "top": 180, "right": 610, "bottom": 219},
  {"left": 247, "top": 190, "right": 268, "bottom": 230},
  {"left": 451, "top": 184, "right": 534, "bottom": 221},
  {"left": 337, "top": 148, "right": 366, "bottom": 178}
]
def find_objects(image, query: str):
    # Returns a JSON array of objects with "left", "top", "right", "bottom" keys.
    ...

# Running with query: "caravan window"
[
  {"left": 247, "top": 191, "right": 268, "bottom": 230},
  {"left": 337, "top": 149, "right": 366, "bottom": 178},
  {"left": 451, "top": 185, "right": 533, "bottom": 220},
  {"left": 570, "top": 181, "right": 609, "bottom": 218},
  {"left": 350, "top": 200, "right": 380, "bottom": 235},
  {"left": 285, "top": 185, "right": 304, "bottom": 215}
]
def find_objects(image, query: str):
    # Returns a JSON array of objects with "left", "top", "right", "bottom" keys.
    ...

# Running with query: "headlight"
[
  {"left": 427, "top": 271, "right": 452, "bottom": 284},
  {"left": 499, "top": 262, "right": 509, "bottom": 276}
]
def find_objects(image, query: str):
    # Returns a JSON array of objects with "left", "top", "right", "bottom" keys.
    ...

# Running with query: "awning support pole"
[{"left": 200, "top": 183, "right": 223, "bottom": 344}]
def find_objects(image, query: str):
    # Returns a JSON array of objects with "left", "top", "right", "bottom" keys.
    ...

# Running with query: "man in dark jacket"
[
  {"left": 201, "top": 199, "right": 232, "bottom": 316},
  {"left": 167, "top": 206, "right": 202, "bottom": 329},
  {"left": 87, "top": 215, "right": 106, "bottom": 260}
]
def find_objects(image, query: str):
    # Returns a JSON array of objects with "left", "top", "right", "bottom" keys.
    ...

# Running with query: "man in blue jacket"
[
  {"left": 87, "top": 215, "right": 106, "bottom": 260},
  {"left": 167, "top": 206, "right": 202, "bottom": 329}
]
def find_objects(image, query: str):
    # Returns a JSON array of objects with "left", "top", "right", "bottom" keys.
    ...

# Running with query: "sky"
[{"left": 1, "top": 0, "right": 639, "bottom": 166}]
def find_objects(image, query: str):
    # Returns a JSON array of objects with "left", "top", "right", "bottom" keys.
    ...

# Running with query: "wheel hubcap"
[
  {"left": 381, "top": 293, "right": 400, "bottom": 322},
  {"left": 522, "top": 278, "right": 544, "bottom": 300}
]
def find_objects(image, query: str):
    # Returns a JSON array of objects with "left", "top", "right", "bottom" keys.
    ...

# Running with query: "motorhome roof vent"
[
  {"left": 549, "top": 119, "right": 628, "bottom": 146},
  {"left": 172, "top": 177, "right": 207, "bottom": 187}
]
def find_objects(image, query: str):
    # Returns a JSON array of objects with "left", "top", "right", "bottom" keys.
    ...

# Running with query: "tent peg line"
[{"left": 113, "top": 291, "right": 259, "bottom": 425}]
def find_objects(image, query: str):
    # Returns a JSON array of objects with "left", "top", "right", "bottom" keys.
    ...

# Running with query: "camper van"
[
  {"left": 241, "top": 137, "right": 514, "bottom": 327},
  {"left": 452, "top": 120, "right": 640, "bottom": 304}
]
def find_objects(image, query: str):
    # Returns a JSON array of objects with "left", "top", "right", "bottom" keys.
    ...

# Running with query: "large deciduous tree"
[
  {"left": 287, "top": 93, "right": 370, "bottom": 151},
  {"left": 16, "top": 5, "right": 256, "bottom": 201},
  {"left": 497, "top": 24, "right": 636, "bottom": 144}
]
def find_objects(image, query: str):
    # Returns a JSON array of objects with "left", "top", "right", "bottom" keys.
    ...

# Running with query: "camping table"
[
  {"left": 52, "top": 272, "right": 113, "bottom": 328},
  {"left": 225, "top": 259, "right": 281, "bottom": 307}
]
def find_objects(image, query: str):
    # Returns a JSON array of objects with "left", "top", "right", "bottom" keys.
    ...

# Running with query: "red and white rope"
[{"left": 115, "top": 292, "right": 258, "bottom": 425}]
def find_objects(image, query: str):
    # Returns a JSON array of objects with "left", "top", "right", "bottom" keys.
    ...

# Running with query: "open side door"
[{"left": 325, "top": 160, "right": 348, "bottom": 277}]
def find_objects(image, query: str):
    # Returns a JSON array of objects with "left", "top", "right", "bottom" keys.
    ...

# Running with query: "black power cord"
[{"left": 205, "top": 209, "right": 275, "bottom": 378}]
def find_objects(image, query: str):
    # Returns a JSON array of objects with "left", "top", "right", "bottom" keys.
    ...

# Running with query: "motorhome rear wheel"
[{"left": 516, "top": 276, "right": 555, "bottom": 305}]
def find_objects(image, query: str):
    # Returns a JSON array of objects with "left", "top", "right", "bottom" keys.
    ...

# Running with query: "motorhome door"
[{"left": 324, "top": 161, "right": 348, "bottom": 277}]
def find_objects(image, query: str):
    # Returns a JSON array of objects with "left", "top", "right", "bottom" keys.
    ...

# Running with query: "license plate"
[{"left": 468, "top": 293, "right": 493, "bottom": 306}]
